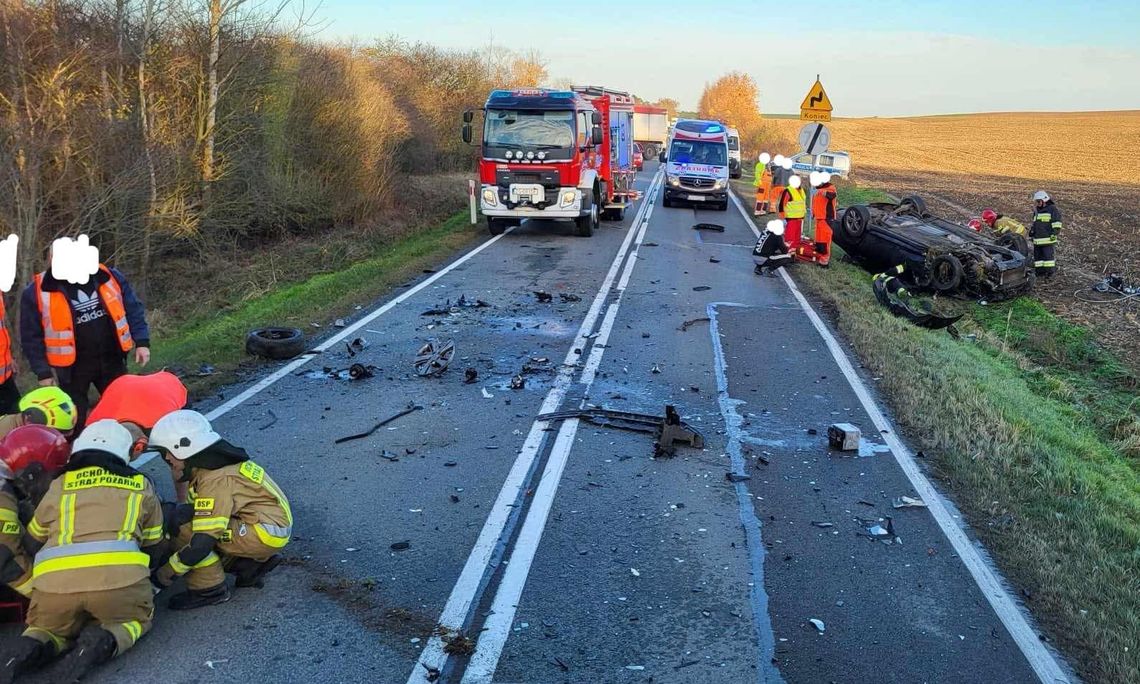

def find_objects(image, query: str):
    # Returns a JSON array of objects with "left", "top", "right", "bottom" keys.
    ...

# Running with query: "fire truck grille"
[{"left": 680, "top": 176, "right": 715, "bottom": 190}]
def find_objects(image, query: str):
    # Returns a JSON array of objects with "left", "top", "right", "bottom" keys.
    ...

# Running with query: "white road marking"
[
  {"left": 459, "top": 184, "right": 658, "bottom": 684},
  {"left": 728, "top": 190, "right": 1072, "bottom": 684},
  {"left": 131, "top": 225, "right": 512, "bottom": 469},
  {"left": 408, "top": 171, "right": 664, "bottom": 683}
]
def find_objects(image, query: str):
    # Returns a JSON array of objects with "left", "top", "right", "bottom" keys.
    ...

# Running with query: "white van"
[
  {"left": 660, "top": 119, "right": 730, "bottom": 211},
  {"left": 727, "top": 126, "right": 742, "bottom": 178}
]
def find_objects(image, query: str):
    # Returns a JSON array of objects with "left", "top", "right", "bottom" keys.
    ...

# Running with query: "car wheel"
[
  {"left": 487, "top": 218, "right": 507, "bottom": 236},
  {"left": 717, "top": 202, "right": 728, "bottom": 211},
  {"left": 930, "top": 254, "right": 964, "bottom": 291},
  {"left": 995, "top": 232, "right": 1030, "bottom": 257},
  {"left": 576, "top": 191, "right": 597, "bottom": 237},
  {"left": 663, "top": 196, "right": 673, "bottom": 208},
  {"left": 841, "top": 206, "right": 871, "bottom": 242},
  {"left": 246, "top": 328, "right": 307, "bottom": 360},
  {"left": 899, "top": 195, "right": 927, "bottom": 217}
]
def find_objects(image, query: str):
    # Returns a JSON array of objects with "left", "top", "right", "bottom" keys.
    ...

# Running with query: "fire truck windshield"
[
  {"left": 668, "top": 140, "right": 727, "bottom": 166},
  {"left": 484, "top": 109, "right": 576, "bottom": 149}
]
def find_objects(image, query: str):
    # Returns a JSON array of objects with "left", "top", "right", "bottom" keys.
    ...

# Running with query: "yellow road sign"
[{"left": 800, "top": 79, "right": 833, "bottom": 122}]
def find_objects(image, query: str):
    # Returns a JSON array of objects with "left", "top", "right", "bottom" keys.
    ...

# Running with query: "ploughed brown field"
[{"left": 767, "top": 111, "right": 1140, "bottom": 366}]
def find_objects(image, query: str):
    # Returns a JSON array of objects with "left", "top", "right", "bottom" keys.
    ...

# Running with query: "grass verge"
[{"left": 150, "top": 211, "right": 478, "bottom": 395}]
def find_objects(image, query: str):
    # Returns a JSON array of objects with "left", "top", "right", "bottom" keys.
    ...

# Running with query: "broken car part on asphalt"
[
  {"left": 692, "top": 223, "right": 726, "bottom": 233},
  {"left": 828, "top": 423, "right": 862, "bottom": 451},
  {"left": 246, "top": 327, "right": 307, "bottom": 360},
  {"left": 678, "top": 317, "right": 710, "bottom": 332},
  {"left": 334, "top": 403, "right": 424, "bottom": 444},
  {"left": 536, "top": 405, "right": 705, "bottom": 457},
  {"left": 414, "top": 339, "right": 455, "bottom": 377},
  {"left": 421, "top": 294, "right": 490, "bottom": 316}
]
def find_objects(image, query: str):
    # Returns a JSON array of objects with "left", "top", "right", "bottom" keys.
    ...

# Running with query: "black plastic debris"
[
  {"left": 559, "top": 293, "right": 582, "bottom": 303},
  {"left": 692, "top": 223, "right": 726, "bottom": 232},
  {"left": 709, "top": 257, "right": 721, "bottom": 263},
  {"left": 678, "top": 317, "right": 710, "bottom": 332},
  {"left": 510, "top": 375, "right": 526, "bottom": 390},
  {"left": 379, "top": 450, "right": 399, "bottom": 462},
  {"left": 534, "top": 291, "right": 554, "bottom": 303},
  {"left": 464, "top": 368, "right": 479, "bottom": 384},
  {"left": 348, "top": 363, "right": 375, "bottom": 380},
  {"left": 858, "top": 516, "right": 900, "bottom": 544},
  {"left": 414, "top": 339, "right": 455, "bottom": 377},
  {"left": 390, "top": 541, "right": 411, "bottom": 551},
  {"left": 726, "top": 472, "right": 751, "bottom": 483},
  {"left": 693, "top": 286, "right": 711, "bottom": 292},
  {"left": 334, "top": 403, "right": 423, "bottom": 444}
]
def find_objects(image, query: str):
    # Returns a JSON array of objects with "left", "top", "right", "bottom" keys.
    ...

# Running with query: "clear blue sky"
[{"left": 310, "top": 0, "right": 1140, "bottom": 116}]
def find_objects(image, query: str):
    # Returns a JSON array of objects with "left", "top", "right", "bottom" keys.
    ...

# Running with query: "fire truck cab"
[{"left": 463, "top": 87, "right": 639, "bottom": 237}]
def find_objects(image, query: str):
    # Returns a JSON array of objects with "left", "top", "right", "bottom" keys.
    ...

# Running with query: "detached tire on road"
[
  {"left": 841, "top": 205, "right": 871, "bottom": 242},
  {"left": 930, "top": 254, "right": 964, "bottom": 292},
  {"left": 246, "top": 328, "right": 307, "bottom": 360}
]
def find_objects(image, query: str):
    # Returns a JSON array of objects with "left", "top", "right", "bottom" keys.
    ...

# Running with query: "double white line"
[{"left": 408, "top": 170, "right": 664, "bottom": 683}]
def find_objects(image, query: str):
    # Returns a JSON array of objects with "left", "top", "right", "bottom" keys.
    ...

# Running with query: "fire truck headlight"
[
  {"left": 482, "top": 188, "right": 497, "bottom": 206},
  {"left": 559, "top": 190, "right": 578, "bottom": 208}
]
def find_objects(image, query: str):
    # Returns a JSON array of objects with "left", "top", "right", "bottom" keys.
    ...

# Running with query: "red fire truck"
[{"left": 462, "top": 86, "right": 639, "bottom": 237}]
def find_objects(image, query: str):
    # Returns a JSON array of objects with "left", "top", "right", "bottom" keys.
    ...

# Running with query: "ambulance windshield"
[{"left": 668, "top": 140, "right": 727, "bottom": 166}]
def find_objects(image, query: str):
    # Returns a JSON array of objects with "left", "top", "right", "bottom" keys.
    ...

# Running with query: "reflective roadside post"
[{"left": 468, "top": 179, "right": 477, "bottom": 225}]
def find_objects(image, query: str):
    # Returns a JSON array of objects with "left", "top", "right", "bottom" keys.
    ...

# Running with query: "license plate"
[{"left": 687, "top": 194, "right": 706, "bottom": 201}]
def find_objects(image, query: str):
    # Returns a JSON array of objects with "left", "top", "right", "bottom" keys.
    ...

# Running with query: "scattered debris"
[
  {"left": 449, "top": 494, "right": 460, "bottom": 503},
  {"left": 334, "top": 319, "right": 346, "bottom": 328},
  {"left": 726, "top": 472, "right": 751, "bottom": 483},
  {"left": 641, "top": 332, "right": 650, "bottom": 338},
  {"left": 441, "top": 632, "right": 475, "bottom": 656},
  {"left": 559, "top": 293, "right": 581, "bottom": 303},
  {"left": 420, "top": 664, "right": 441, "bottom": 682},
  {"left": 893, "top": 496, "right": 927, "bottom": 509},
  {"left": 481, "top": 388, "right": 494, "bottom": 399},
  {"left": 678, "top": 317, "right": 710, "bottom": 332},
  {"left": 828, "top": 423, "right": 862, "bottom": 451},
  {"left": 414, "top": 339, "right": 455, "bottom": 377},
  {"left": 334, "top": 403, "right": 424, "bottom": 444},
  {"left": 205, "top": 659, "right": 229, "bottom": 670},
  {"left": 873, "top": 275, "right": 964, "bottom": 329},
  {"left": 464, "top": 368, "right": 479, "bottom": 384},
  {"left": 709, "top": 256, "right": 721, "bottom": 263},
  {"left": 197, "top": 364, "right": 216, "bottom": 376},
  {"left": 692, "top": 286, "right": 711, "bottom": 292},
  {"left": 806, "top": 428, "right": 818, "bottom": 436},
  {"left": 379, "top": 450, "right": 400, "bottom": 462},
  {"left": 258, "top": 410, "right": 278, "bottom": 431},
  {"left": 348, "top": 363, "right": 376, "bottom": 380},
  {"left": 692, "top": 223, "right": 726, "bottom": 232},
  {"left": 650, "top": 364, "right": 662, "bottom": 374},
  {"left": 537, "top": 405, "right": 705, "bottom": 457},
  {"left": 630, "top": 568, "right": 640, "bottom": 577},
  {"left": 625, "top": 665, "right": 646, "bottom": 671},
  {"left": 675, "top": 660, "right": 700, "bottom": 671},
  {"left": 509, "top": 375, "right": 526, "bottom": 390},
  {"left": 390, "top": 541, "right": 411, "bottom": 551},
  {"left": 444, "top": 461, "right": 458, "bottom": 467},
  {"left": 421, "top": 295, "right": 490, "bottom": 316},
  {"left": 553, "top": 656, "right": 570, "bottom": 672},
  {"left": 347, "top": 337, "right": 369, "bottom": 354},
  {"left": 809, "top": 618, "right": 826, "bottom": 633},
  {"left": 642, "top": 242, "right": 659, "bottom": 247},
  {"left": 534, "top": 291, "right": 554, "bottom": 303},
  {"left": 858, "top": 517, "right": 900, "bottom": 544},
  {"left": 811, "top": 521, "right": 834, "bottom": 528}
]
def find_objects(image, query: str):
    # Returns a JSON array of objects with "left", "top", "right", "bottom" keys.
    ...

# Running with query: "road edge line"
[{"left": 727, "top": 189, "right": 1071, "bottom": 684}]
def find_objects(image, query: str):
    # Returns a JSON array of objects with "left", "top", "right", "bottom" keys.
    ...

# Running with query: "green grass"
[
  {"left": 784, "top": 226, "right": 1139, "bottom": 684},
  {"left": 151, "top": 212, "right": 478, "bottom": 394}
]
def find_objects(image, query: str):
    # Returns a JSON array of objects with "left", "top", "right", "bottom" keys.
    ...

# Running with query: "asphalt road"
[{"left": 7, "top": 162, "right": 1070, "bottom": 684}]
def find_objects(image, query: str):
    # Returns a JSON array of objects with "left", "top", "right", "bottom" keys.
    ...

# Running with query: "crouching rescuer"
[
  {"left": 148, "top": 410, "right": 291, "bottom": 609},
  {"left": 2, "top": 420, "right": 165, "bottom": 684}
]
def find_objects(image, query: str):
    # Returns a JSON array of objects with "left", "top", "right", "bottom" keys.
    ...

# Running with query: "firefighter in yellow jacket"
[
  {"left": 1, "top": 420, "right": 165, "bottom": 684},
  {"left": 148, "top": 410, "right": 291, "bottom": 610}
]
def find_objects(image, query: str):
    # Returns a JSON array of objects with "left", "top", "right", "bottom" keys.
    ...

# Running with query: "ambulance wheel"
[
  {"left": 716, "top": 201, "right": 728, "bottom": 211},
  {"left": 576, "top": 192, "right": 597, "bottom": 237},
  {"left": 246, "top": 328, "right": 307, "bottom": 360},
  {"left": 663, "top": 196, "right": 673, "bottom": 208},
  {"left": 487, "top": 218, "right": 508, "bottom": 236}
]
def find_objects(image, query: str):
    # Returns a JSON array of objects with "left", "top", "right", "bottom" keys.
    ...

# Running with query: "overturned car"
[{"left": 835, "top": 195, "right": 1034, "bottom": 299}]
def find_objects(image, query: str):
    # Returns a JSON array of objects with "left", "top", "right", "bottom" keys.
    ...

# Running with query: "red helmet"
[
  {"left": 967, "top": 218, "right": 984, "bottom": 231},
  {"left": 981, "top": 209, "right": 998, "bottom": 226},
  {"left": 0, "top": 425, "right": 70, "bottom": 478}
]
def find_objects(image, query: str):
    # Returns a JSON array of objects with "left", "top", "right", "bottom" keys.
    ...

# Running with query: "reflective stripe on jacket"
[
  {"left": 33, "top": 265, "right": 133, "bottom": 368},
  {"left": 28, "top": 466, "right": 164, "bottom": 593},
  {"left": 1031, "top": 202, "right": 1062, "bottom": 242},
  {"left": 187, "top": 460, "right": 292, "bottom": 549}
]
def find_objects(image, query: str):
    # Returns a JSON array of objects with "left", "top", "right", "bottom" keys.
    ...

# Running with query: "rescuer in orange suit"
[
  {"left": 777, "top": 174, "right": 807, "bottom": 250},
  {"left": 0, "top": 297, "right": 19, "bottom": 416},
  {"left": 753, "top": 152, "right": 772, "bottom": 215},
  {"left": 811, "top": 172, "right": 838, "bottom": 267}
]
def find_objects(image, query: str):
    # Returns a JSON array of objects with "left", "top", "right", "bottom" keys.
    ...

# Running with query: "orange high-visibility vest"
[
  {"left": 34, "top": 265, "right": 133, "bottom": 368},
  {"left": 0, "top": 297, "right": 13, "bottom": 383}
]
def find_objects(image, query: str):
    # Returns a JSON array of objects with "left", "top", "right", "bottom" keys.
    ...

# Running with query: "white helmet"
[
  {"left": 72, "top": 419, "right": 133, "bottom": 464},
  {"left": 820, "top": 172, "right": 832, "bottom": 184},
  {"left": 149, "top": 410, "right": 222, "bottom": 460},
  {"left": 781, "top": 158, "right": 794, "bottom": 170},
  {"left": 758, "top": 152, "right": 771, "bottom": 164},
  {"left": 766, "top": 219, "right": 786, "bottom": 236},
  {"left": 773, "top": 154, "right": 785, "bottom": 165},
  {"left": 1033, "top": 190, "right": 1050, "bottom": 202},
  {"left": 789, "top": 175, "right": 802, "bottom": 189}
]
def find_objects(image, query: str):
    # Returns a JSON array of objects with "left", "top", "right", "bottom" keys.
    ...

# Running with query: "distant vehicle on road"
[
  {"left": 727, "top": 126, "right": 742, "bottom": 178},
  {"left": 659, "top": 119, "right": 730, "bottom": 211},
  {"left": 837, "top": 195, "right": 1034, "bottom": 299},
  {"left": 633, "top": 143, "right": 644, "bottom": 171},
  {"left": 790, "top": 150, "right": 851, "bottom": 179},
  {"left": 633, "top": 104, "right": 668, "bottom": 159},
  {"left": 463, "top": 86, "right": 638, "bottom": 237}
]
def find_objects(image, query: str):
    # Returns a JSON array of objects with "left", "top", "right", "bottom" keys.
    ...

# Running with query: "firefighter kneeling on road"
[
  {"left": 2, "top": 420, "right": 165, "bottom": 684},
  {"left": 148, "top": 410, "right": 291, "bottom": 610}
]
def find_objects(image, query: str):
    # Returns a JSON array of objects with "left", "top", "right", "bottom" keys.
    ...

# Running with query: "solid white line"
[
  {"left": 728, "top": 190, "right": 1071, "bottom": 684},
  {"left": 133, "top": 225, "right": 512, "bottom": 470},
  {"left": 460, "top": 179, "right": 658, "bottom": 684},
  {"left": 408, "top": 171, "right": 664, "bottom": 683}
]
